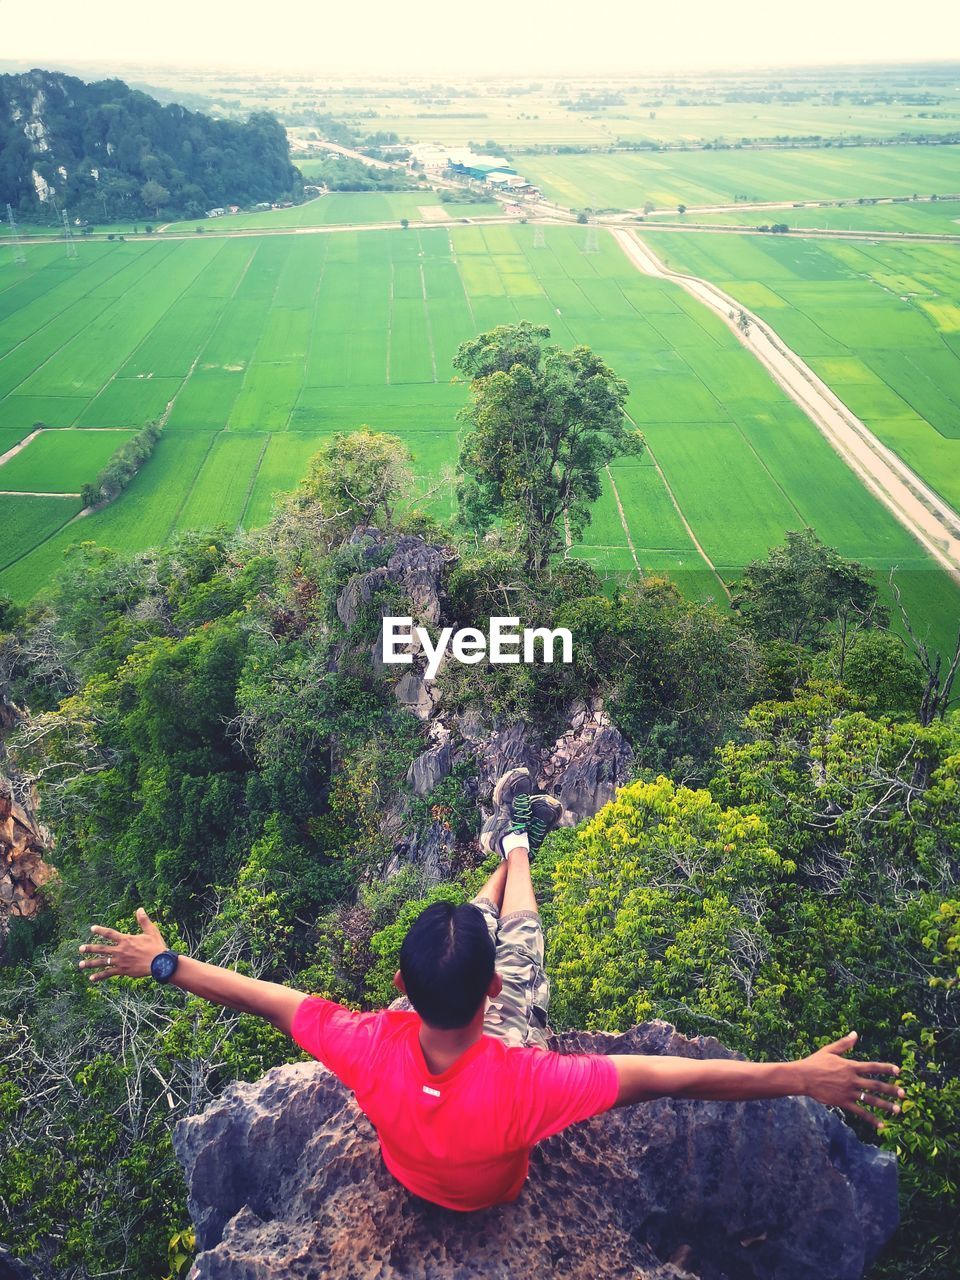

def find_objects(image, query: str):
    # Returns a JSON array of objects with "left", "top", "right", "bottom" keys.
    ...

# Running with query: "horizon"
[{"left": 4, "top": 55, "right": 960, "bottom": 81}]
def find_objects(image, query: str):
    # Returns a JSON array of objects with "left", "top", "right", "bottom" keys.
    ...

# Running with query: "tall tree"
[
  {"left": 732, "top": 528, "right": 885, "bottom": 649},
  {"left": 140, "top": 179, "right": 169, "bottom": 216},
  {"left": 290, "top": 429, "right": 414, "bottom": 546},
  {"left": 453, "top": 322, "right": 642, "bottom": 574}
]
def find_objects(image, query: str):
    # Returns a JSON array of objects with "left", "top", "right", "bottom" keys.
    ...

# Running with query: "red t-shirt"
[{"left": 291, "top": 996, "right": 620, "bottom": 1211}]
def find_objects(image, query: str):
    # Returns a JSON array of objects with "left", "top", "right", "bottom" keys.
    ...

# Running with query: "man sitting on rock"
[{"left": 79, "top": 768, "right": 904, "bottom": 1213}]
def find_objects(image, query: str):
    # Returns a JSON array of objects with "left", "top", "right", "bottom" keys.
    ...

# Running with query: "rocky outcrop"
[
  {"left": 540, "top": 698, "right": 635, "bottom": 826},
  {"left": 337, "top": 531, "right": 452, "bottom": 719},
  {"left": 174, "top": 1020, "right": 897, "bottom": 1280},
  {"left": 0, "top": 775, "right": 56, "bottom": 960},
  {"left": 338, "top": 531, "right": 635, "bottom": 873},
  {"left": 337, "top": 532, "right": 449, "bottom": 634}
]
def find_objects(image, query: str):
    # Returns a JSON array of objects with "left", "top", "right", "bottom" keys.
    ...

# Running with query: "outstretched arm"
[
  {"left": 609, "top": 1032, "right": 903, "bottom": 1131},
  {"left": 78, "top": 908, "right": 307, "bottom": 1036}
]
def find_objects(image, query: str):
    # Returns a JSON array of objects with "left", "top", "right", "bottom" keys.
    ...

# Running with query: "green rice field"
[
  {"left": 1, "top": 222, "right": 958, "bottom": 656},
  {"left": 0, "top": 429, "right": 134, "bottom": 492},
  {"left": 646, "top": 198, "right": 960, "bottom": 235},
  {"left": 160, "top": 191, "right": 501, "bottom": 234},
  {"left": 276, "top": 82, "right": 960, "bottom": 150},
  {"left": 522, "top": 145, "right": 960, "bottom": 211},
  {"left": 639, "top": 230, "right": 960, "bottom": 513}
]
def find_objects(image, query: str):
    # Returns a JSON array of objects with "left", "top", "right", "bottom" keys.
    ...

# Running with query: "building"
[
  {"left": 409, "top": 144, "right": 449, "bottom": 171},
  {"left": 447, "top": 151, "right": 517, "bottom": 182},
  {"left": 206, "top": 208, "right": 225, "bottom": 218}
]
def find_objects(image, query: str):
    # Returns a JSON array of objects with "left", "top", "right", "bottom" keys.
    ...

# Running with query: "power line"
[
  {"left": 533, "top": 225, "right": 545, "bottom": 248},
  {"left": 584, "top": 225, "right": 599, "bottom": 254},
  {"left": 61, "top": 209, "right": 78, "bottom": 259}
]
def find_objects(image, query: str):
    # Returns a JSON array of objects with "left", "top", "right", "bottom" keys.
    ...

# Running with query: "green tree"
[
  {"left": 732, "top": 528, "right": 885, "bottom": 649},
  {"left": 812, "top": 628, "right": 926, "bottom": 718},
  {"left": 452, "top": 322, "right": 641, "bottom": 574},
  {"left": 555, "top": 576, "right": 762, "bottom": 770},
  {"left": 289, "top": 429, "right": 414, "bottom": 546},
  {"left": 540, "top": 687, "right": 960, "bottom": 1277},
  {"left": 140, "top": 179, "right": 170, "bottom": 216}
]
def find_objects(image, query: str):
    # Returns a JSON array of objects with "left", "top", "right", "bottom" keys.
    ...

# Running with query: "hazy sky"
[{"left": 2, "top": 0, "right": 959, "bottom": 75}]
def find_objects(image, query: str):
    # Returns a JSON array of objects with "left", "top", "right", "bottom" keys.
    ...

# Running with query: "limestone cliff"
[
  {"left": 0, "top": 774, "right": 56, "bottom": 962},
  {"left": 174, "top": 1021, "right": 897, "bottom": 1280}
]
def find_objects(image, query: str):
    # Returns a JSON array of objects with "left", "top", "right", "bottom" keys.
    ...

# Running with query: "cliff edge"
[{"left": 174, "top": 1021, "right": 897, "bottom": 1280}]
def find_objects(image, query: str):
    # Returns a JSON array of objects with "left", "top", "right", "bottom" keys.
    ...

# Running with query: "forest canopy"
[{"left": 0, "top": 69, "right": 303, "bottom": 222}]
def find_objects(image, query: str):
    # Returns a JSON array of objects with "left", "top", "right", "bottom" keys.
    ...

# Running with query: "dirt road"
[
  {"left": 612, "top": 228, "right": 960, "bottom": 585},
  {"left": 290, "top": 138, "right": 397, "bottom": 172}
]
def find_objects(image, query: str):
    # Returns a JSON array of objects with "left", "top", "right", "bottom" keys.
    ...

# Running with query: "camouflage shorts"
[{"left": 387, "top": 896, "right": 551, "bottom": 1050}]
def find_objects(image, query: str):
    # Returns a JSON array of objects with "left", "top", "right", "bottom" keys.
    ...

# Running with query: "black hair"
[{"left": 399, "top": 902, "right": 496, "bottom": 1030}]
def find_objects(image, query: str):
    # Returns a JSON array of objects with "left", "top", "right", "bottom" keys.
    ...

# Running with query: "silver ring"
[
  {"left": 105, "top": 957, "right": 112, "bottom": 967},
  {"left": 858, "top": 1091, "right": 865, "bottom": 1104}
]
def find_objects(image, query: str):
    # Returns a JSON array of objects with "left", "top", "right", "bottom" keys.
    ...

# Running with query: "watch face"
[{"left": 151, "top": 951, "right": 178, "bottom": 982}]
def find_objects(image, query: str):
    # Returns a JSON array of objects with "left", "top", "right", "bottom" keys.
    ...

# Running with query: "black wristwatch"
[{"left": 150, "top": 950, "right": 180, "bottom": 984}]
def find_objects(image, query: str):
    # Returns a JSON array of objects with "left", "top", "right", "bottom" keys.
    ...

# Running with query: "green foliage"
[
  {"left": 306, "top": 153, "right": 416, "bottom": 193},
  {"left": 0, "top": 69, "right": 302, "bottom": 221},
  {"left": 85, "top": 419, "right": 162, "bottom": 507},
  {"left": 546, "top": 775, "right": 794, "bottom": 1043},
  {"left": 732, "top": 527, "right": 886, "bottom": 648},
  {"left": 811, "top": 628, "right": 927, "bottom": 719},
  {"left": 556, "top": 576, "right": 762, "bottom": 773},
  {"left": 289, "top": 429, "right": 414, "bottom": 547},
  {"left": 453, "top": 322, "right": 642, "bottom": 573},
  {"left": 163, "top": 1227, "right": 196, "bottom": 1280},
  {"left": 438, "top": 548, "right": 589, "bottom": 726},
  {"left": 546, "top": 687, "right": 960, "bottom": 1277}
]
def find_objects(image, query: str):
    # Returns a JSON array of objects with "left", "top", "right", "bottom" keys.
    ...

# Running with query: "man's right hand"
[
  {"left": 611, "top": 1029, "right": 904, "bottom": 1126},
  {"left": 79, "top": 907, "right": 168, "bottom": 982}
]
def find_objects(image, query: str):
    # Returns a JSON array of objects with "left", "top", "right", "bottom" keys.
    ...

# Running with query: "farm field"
[
  {"left": 0, "top": 429, "right": 134, "bottom": 492},
  {"left": 0, "top": 494, "right": 81, "bottom": 571},
  {"left": 640, "top": 229, "right": 960, "bottom": 513},
  {"left": 646, "top": 197, "right": 960, "bottom": 235},
  {"left": 281, "top": 100, "right": 960, "bottom": 151},
  {"left": 341, "top": 101, "right": 960, "bottom": 149},
  {"left": 522, "top": 145, "right": 960, "bottom": 211},
  {"left": 133, "top": 63, "right": 960, "bottom": 149},
  {"left": 267, "top": 71, "right": 960, "bottom": 149},
  {"left": 1, "top": 222, "right": 958, "bottom": 657},
  {"left": 160, "top": 192, "right": 500, "bottom": 234}
]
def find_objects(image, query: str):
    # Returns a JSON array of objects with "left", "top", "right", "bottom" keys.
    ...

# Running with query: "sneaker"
[
  {"left": 527, "top": 793, "right": 562, "bottom": 857},
  {"left": 487, "top": 767, "right": 533, "bottom": 858}
]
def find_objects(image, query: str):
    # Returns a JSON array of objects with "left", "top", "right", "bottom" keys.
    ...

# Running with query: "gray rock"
[
  {"left": 407, "top": 743, "right": 454, "bottom": 798},
  {"left": 386, "top": 537, "right": 449, "bottom": 627},
  {"left": 455, "top": 709, "right": 485, "bottom": 744},
  {"left": 478, "top": 723, "right": 539, "bottom": 797},
  {"left": 336, "top": 566, "right": 391, "bottom": 630},
  {"left": 0, "top": 775, "right": 56, "bottom": 962},
  {"left": 394, "top": 672, "right": 440, "bottom": 721},
  {"left": 551, "top": 723, "right": 634, "bottom": 826},
  {"left": 174, "top": 1020, "right": 897, "bottom": 1280}
]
